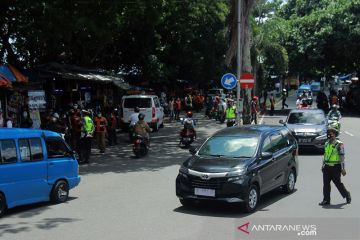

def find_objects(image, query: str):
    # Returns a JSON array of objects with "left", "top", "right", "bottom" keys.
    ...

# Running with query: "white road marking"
[{"left": 344, "top": 131, "right": 354, "bottom": 137}]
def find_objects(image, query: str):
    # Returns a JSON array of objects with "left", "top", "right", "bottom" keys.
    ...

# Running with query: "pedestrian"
[
  {"left": 94, "top": 111, "right": 108, "bottom": 153},
  {"left": 175, "top": 98, "right": 181, "bottom": 120},
  {"left": 68, "top": 104, "right": 82, "bottom": 153},
  {"left": 107, "top": 109, "right": 117, "bottom": 146},
  {"left": 269, "top": 93, "right": 275, "bottom": 116},
  {"left": 79, "top": 110, "right": 94, "bottom": 164},
  {"left": 319, "top": 127, "right": 351, "bottom": 206},
  {"left": 250, "top": 96, "right": 259, "bottom": 124},
  {"left": 168, "top": 97, "right": 175, "bottom": 122},
  {"left": 6, "top": 113, "right": 14, "bottom": 128},
  {"left": 281, "top": 89, "right": 288, "bottom": 109},
  {"left": 20, "top": 110, "right": 33, "bottom": 128}
]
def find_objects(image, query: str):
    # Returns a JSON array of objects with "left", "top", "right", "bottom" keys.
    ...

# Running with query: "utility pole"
[{"left": 236, "top": 0, "right": 242, "bottom": 126}]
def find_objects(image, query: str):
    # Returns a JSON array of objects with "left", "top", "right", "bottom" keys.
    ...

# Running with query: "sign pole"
[{"left": 236, "top": 0, "right": 243, "bottom": 126}]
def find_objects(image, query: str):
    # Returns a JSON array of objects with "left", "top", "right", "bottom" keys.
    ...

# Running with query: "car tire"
[
  {"left": 0, "top": 193, "right": 6, "bottom": 218},
  {"left": 180, "top": 199, "right": 194, "bottom": 207},
  {"left": 242, "top": 185, "right": 259, "bottom": 213},
  {"left": 51, "top": 180, "right": 69, "bottom": 204},
  {"left": 283, "top": 170, "right": 296, "bottom": 194}
]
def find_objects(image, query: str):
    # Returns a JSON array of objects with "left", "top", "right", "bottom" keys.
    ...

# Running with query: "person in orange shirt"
[{"left": 94, "top": 112, "right": 108, "bottom": 153}]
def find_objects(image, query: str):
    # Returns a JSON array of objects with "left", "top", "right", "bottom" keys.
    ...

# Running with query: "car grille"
[{"left": 190, "top": 176, "right": 227, "bottom": 190}]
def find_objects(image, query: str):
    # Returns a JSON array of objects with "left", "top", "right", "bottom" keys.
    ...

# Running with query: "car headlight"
[
  {"left": 179, "top": 165, "right": 189, "bottom": 178},
  {"left": 226, "top": 168, "right": 247, "bottom": 183},
  {"left": 315, "top": 128, "right": 328, "bottom": 140}
]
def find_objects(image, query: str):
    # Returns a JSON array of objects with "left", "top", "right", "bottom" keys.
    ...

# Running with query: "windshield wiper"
[
  {"left": 209, "top": 154, "right": 224, "bottom": 157},
  {"left": 233, "top": 156, "right": 251, "bottom": 158}
]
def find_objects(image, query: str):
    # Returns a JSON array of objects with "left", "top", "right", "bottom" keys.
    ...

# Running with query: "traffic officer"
[
  {"left": 79, "top": 110, "right": 94, "bottom": 164},
  {"left": 319, "top": 127, "right": 351, "bottom": 206},
  {"left": 94, "top": 111, "right": 108, "bottom": 153},
  {"left": 225, "top": 99, "right": 236, "bottom": 127}
]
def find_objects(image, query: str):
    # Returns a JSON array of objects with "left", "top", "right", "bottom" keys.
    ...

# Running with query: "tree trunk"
[{"left": 241, "top": 0, "right": 256, "bottom": 124}]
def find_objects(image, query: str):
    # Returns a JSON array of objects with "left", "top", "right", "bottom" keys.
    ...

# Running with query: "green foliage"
[
  {"left": 279, "top": 0, "right": 360, "bottom": 77},
  {"left": 0, "top": 0, "right": 229, "bottom": 88}
]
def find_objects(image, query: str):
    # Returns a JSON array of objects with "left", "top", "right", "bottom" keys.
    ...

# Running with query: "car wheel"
[
  {"left": 0, "top": 193, "right": 6, "bottom": 217},
  {"left": 283, "top": 170, "right": 296, "bottom": 194},
  {"left": 51, "top": 180, "right": 69, "bottom": 204},
  {"left": 242, "top": 185, "right": 259, "bottom": 213},
  {"left": 180, "top": 199, "right": 194, "bottom": 207}
]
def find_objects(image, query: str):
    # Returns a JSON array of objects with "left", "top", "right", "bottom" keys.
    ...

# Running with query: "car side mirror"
[
  {"left": 189, "top": 146, "right": 197, "bottom": 155},
  {"left": 279, "top": 119, "right": 285, "bottom": 125},
  {"left": 261, "top": 152, "right": 273, "bottom": 160}
]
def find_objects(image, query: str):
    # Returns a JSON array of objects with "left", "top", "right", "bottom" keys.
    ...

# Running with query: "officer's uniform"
[
  {"left": 80, "top": 113, "right": 94, "bottom": 163},
  {"left": 320, "top": 128, "right": 351, "bottom": 205}
]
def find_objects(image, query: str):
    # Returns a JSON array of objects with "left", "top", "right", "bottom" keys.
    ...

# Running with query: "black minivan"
[{"left": 176, "top": 125, "right": 298, "bottom": 212}]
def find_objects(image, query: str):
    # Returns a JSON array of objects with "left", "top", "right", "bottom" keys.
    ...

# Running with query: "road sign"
[
  {"left": 221, "top": 73, "right": 237, "bottom": 90},
  {"left": 240, "top": 73, "right": 255, "bottom": 89}
]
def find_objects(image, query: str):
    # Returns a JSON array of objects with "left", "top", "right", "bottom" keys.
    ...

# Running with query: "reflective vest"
[
  {"left": 324, "top": 140, "right": 342, "bottom": 165},
  {"left": 83, "top": 116, "right": 94, "bottom": 135},
  {"left": 225, "top": 107, "right": 236, "bottom": 119}
]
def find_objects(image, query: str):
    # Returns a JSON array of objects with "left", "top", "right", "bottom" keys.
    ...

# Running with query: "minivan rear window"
[
  {"left": 0, "top": 140, "right": 17, "bottom": 164},
  {"left": 124, "top": 98, "right": 151, "bottom": 108}
]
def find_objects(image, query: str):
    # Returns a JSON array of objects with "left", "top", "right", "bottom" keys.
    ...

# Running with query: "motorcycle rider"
[
  {"left": 134, "top": 113, "right": 152, "bottom": 147},
  {"left": 129, "top": 107, "right": 140, "bottom": 141},
  {"left": 45, "top": 112, "right": 67, "bottom": 136},
  {"left": 181, "top": 111, "right": 197, "bottom": 139},
  {"left": 328, "top": 104, "right": 342, "bottom": 119},
  {"left": 225, "top": 99, "right": 237, "bottom": 127}
]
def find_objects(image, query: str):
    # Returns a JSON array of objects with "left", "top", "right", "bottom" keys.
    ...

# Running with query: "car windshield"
[
  {"left": 287, "top": 112, "right": 325, "bottom": 125},
  {"left": 124, "top": 98, "right": 151, "bottom": 108},
  {"left": 198, "top": 136, "right": 259, "bottom": 158}
]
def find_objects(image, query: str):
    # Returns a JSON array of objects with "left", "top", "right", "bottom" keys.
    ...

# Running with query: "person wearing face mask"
[
  {"left": 94, "top": 111, "right": 108, "bottom": 153},
  {"left": 319, "top": 127, "right": 351, "bottom": 206},
  {"left": 20, "top": 110, "right": 33, "bottom": 128},
  {"left": 68, "top": 104, "right": 82, "bottom": 152}
]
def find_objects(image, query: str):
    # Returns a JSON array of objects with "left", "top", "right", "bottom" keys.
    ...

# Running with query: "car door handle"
[{"left": 49, "top": 162, "right": 55, "bottom": 166}]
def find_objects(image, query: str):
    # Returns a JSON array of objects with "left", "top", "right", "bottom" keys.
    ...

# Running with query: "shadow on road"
[
  {"left": 173, "top": 188, "right": 298, "bottom": 218},
  {"left": 79, "top": 116, "right": 218, "bottom": 176},
  {"left": 322, "top": 203, "right": 348, "bottom": 210},
  {"left": 0, "top": 197, "right": 80, "bottom": 237}
]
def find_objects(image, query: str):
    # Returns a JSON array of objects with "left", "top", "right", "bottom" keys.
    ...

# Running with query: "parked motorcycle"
[
  {"left": 133, "top": 135, "right": 149, "bottom": 157},
  {"left": 328, "top": 116, "right": 341, "bottom": 131}
]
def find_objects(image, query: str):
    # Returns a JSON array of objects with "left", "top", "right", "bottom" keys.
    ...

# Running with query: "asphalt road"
[{"left": 1, "top": 93, "right": 359, "bottom": 240}]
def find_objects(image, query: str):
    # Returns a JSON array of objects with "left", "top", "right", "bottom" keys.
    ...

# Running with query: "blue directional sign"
[{"left": 221, "top": 73, "right": 237, "bottom": 90}]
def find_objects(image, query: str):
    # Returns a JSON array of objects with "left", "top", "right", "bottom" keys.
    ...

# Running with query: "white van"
[{"left": 121, "top": 95, "right": 164, "bottom": 131}]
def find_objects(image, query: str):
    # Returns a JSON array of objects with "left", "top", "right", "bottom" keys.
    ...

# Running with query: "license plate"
[
  {"left": 194, "top": 188, "right": 215, "bottom": 197},
  {"left": 299, "top": 138, "right": 311, "bottom": 143}
]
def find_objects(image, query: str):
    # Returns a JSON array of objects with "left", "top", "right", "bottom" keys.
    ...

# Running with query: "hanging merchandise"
[{"left": 30, "top": 109, "right": 41, "bottom": 129}]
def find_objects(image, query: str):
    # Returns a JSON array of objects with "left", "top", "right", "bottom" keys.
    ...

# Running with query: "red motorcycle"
[
  {"left": 180, "top": 127, "right": 196, "bottom": 147},
  {"left": 133, "top": 135, "right": 149, "bottom": 157}
]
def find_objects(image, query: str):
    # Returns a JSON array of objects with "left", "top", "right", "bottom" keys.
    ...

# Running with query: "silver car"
[{"left": 280, "top": 109, "right": 327, "bottom": 151}]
